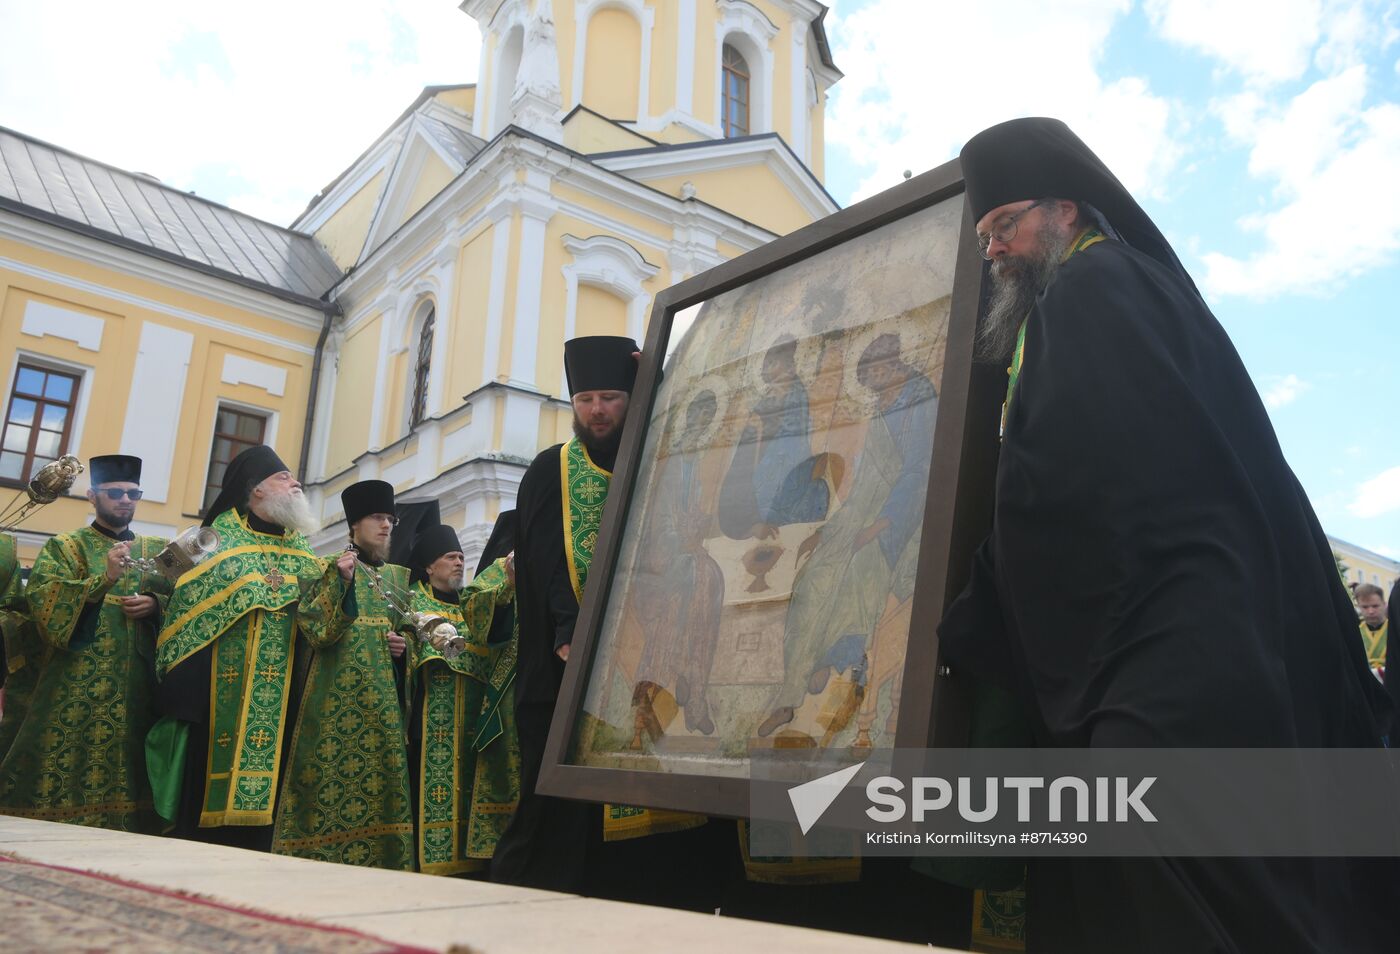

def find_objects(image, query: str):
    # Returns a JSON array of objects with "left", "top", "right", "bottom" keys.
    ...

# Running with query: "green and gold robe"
[
  {"left": 156, "top": 509, "right": 350, "bottom": 829},
  {"left": 0, "top": 526, "right": 170, "bottom": 831},
  {"left": 0, "top": 532, "right": 37, "bottom": 760},
  {"left": 406, "top": 563, "right": 519, "bottom": 875},
  {"left": 272, "top": 562, "right": 414, "bottom": 868}
]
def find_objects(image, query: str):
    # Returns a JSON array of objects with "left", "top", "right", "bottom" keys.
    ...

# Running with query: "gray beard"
[
  {"left": 260, "top": 490, "right": 320, "bottom": 537},
  {"left": 976, "top": 223, "right": 1074, "bottom": 364}
]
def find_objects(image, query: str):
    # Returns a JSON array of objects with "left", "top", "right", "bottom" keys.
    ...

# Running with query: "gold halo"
[{"left": 745, "top": 330, "right": 824, "bottom": 395}]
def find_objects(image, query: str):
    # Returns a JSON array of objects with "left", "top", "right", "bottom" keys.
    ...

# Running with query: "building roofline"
[
  {"left": 1328, "top": 535, "right": 1400, "bottom": 571},
  {"left": 295, "top": 83, "right": 477, "bottom": 224},
  {"left": 0, "top": 197, "right": 335, "bottom": 312},
  {"left": 559, "top": 103, "right": 663, "bottom": 147},
  {"left": 588, "top": 130, "right": 839, "bottom": 210},
  {"left": 810, "top": 4, "right": 842, "bottom": 76},
  {"left": 0, "top": 124, "right": 324, "bottom": 241},
  {"left": 328, "top": 124, "right": 784, "bottom": 298}
]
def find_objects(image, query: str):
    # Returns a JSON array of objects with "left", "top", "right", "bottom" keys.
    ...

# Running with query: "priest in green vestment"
[
  {"left": 0, "top": 455, "right": 170, "bottom": 831},
  {"left": 272, "top": 479, "right": 415, "bottom": 868},
  {"left": 0, "top": 531, "right": 37, "bottom": 761},
  {"left": 404, "top": 523, "right": 520, "bottom": 875},
  {"left": 153, "top": 444, "right": 354, "bottom": 850}
]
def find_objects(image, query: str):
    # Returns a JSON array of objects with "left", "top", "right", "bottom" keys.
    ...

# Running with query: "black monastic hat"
[
  {"left": 564, "top": 335, "right": 639, "bottom": 396},
  {"left": 475, "top": 509, "right": 517, "bottom": 577},
  {"left": 409, "top": 524, "right": 463, "bottom": 583},
  {"left": 89, "top": 454, "right": 142, "bottom": 485},
  {"left": 959, "top": 117, "right": 1191, "bottom": 287},
  {"left": 341, "top": 479, "right": 395, "bottom": 527},
  {"left": 202, "top": 444, "right": 288, "bottom": 527}
]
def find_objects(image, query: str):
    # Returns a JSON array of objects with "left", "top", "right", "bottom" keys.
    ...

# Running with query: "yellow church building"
[{"left": 0, "top": 0, "right": 841, "bottom": 564}]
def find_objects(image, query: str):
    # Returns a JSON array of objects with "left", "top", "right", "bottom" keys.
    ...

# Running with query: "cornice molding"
[{"left": 0, "top": 212, "right": 326, "bottom": 349}]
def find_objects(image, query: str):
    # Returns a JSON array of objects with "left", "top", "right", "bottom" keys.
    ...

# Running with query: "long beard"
[
  {"left": 260, "top": 490, "right": 320, "bottom": 537},
  {"left": 572, "top": 415, "right": 624, "bottom": 460},
  {"left": 976, "top": 222, "right": 1073, "bottom": 363},
  {"left": 353, "top": 536, "right": 390, "bottom": 564}
]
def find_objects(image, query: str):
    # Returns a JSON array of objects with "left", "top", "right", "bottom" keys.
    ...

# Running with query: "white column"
[
  {"left": 789, "top": 23, "right": 809, "bottom": 162},
  {"left": 508, "top": 192, "right": 553, "bottom": 388},
  {"left": 481, "top": 212, "right": 513, "bottom": 386},
  {"left": 676, "top": 0, "right": 696, "bottom": 116},
  {"left": 307, "top": 328, "right": 342, "bottom": 482},
  {"left": 366, "top": 294, "right": 397, "bottom": 451}
]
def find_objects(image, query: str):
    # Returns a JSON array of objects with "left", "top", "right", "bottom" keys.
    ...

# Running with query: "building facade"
[{"left": 1, "top": 0, "right": 841, "bottom": 566}]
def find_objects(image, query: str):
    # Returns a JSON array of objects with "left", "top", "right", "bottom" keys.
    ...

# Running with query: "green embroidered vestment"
[
  {"left": 272, "top": 562, "right": 415, "bottom": 868},
  {"left": 156, "top": 509, "right": 350, "bottom": 828},
  {"left": 0, "top": 527, "right": 171, "bottom": 831},
  {"left": 406, "top": 562, "right": 519, "bottom": 875},
  {"left": 0, "top": 533, "right": 38, "bottom": 761}
]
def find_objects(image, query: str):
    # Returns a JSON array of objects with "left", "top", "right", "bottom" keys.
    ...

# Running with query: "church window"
[
  {"left": 722, "top": 44, "right": 750, "bottom": 137},
  {"left": 410, "top": 306, "right": 435, "bottom": 428},
  {"left": 0, "top": 363, "right": 79, "bottom": 485},
  {"left": 201, "top": 405, "right": 267, "bottom": 514}
]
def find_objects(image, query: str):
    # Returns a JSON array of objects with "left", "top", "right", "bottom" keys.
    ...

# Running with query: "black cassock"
[
  {"left": 490, "top": 441, "right": 589, "bottom": 891},
  {"left": 940, "top": 238, "right": 1399, "bottom": 953}
]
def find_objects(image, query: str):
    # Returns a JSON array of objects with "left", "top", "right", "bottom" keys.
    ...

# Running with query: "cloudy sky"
[{"left": 1, "top": 0, "right": 1397, "bottom": 556}]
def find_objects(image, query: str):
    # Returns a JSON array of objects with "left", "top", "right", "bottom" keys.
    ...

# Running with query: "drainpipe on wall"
[{"left": 298, "top": 301, "right": 342, "bottom": 481}]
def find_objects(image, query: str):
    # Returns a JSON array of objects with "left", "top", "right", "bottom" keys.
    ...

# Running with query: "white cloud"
[
  {"left": 0, "top": 1, "right": 481, "bottom": 226},
  {"left": 1350, "top": 466, "right": 1400, "bottom": 518},
  {"left": 824, "top": 0, "right": 1181, "bottom": 204},
  {"left": 1151, "top": 1, "right": 1400, "bottom": 299},
  {"left": 1144, "top": 0, "right": 1323, "bottom": 86},
  {"left": 1261, "top": 374, "right": 1311, "bottom": 408},
  {"left": 1202, "top": 72, "right": 1400, "bottom": 298}
]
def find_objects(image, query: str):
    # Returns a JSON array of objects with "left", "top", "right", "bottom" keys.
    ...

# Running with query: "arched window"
[
  {"left": 722, "top": 44, "right": 750, "bottom": 138},
  {"left": 410, "top": 306, "right": 434, "bottom": 428}
]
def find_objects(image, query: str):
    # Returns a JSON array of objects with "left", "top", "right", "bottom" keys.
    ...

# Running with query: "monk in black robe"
[
  {"left": 939, "top": 117, "right": 1398, "bottom": 953},
  {"left": 491, "top": 335, "right": 725, "bottom": 905}
]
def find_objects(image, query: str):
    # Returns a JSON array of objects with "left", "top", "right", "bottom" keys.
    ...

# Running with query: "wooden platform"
[{"left": 0, "top": 816, "right": 953, "bottom": 953}]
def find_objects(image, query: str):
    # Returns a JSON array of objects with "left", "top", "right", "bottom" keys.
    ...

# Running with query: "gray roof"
[
  {"left": 421, "top": 114, "right": 486, "bottom": 169},
  {"left": 0, "top": 126, "right": 341, "bottom": 307}
]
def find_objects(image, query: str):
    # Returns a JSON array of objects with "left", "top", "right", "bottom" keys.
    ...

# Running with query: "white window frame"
[
  {"left": 714, "top": 0, "right": 778, "bottom": 136},
  {"left": 1, "top": 350, "right": 94, "bottom": 490}
]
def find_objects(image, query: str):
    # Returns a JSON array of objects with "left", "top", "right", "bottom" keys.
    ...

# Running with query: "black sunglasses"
[{"left": 98, "top": 488, "right": 143, "bottom": 500}]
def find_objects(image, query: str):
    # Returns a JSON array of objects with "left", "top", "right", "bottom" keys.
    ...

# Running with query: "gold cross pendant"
[{"left": 264, "top": 570, "right": 285, "bottom": 589}]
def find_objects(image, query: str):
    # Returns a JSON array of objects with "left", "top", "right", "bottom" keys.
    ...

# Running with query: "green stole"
[
  {"left": 0, "top": 533, "right": 39, "bottom": 761},
  {"left": 405, "top": 563, "right": 522, "bottom": 872},
  {"left": 156, "top": 509, "right": 344, "bottom": 827},
  {"left": 560, "top": 438, "right": 707, "bottom": 842},
  {"left": 0, "top": 527, "right": 170, "bottom": 831},
  {"left": 457, "top": 558, "right": 522, "bottom": 861},
  {"left": 1360, "top": 619, "right": 1388, "bottom": 670},
  {"left": 407, "top": 582, "right": 484, "bottom": 875},
  {"left": 271, "top": 563, "right": 415, "bottom": 868}
]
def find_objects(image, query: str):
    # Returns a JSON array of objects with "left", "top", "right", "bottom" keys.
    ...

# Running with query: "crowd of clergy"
[{"left": 0, "top": 445, "right": 521, "bottom": 876}]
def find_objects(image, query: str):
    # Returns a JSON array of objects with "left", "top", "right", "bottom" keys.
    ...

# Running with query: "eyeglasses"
[
  {"left": 99, "top": 488, "right": 143, "bottom": 500},
  {"left": 367, "top": 513, "right": 400, "bottom": 526},
  {"left": 977, "top": 199, "right": 1051, "bottom": 260}
]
